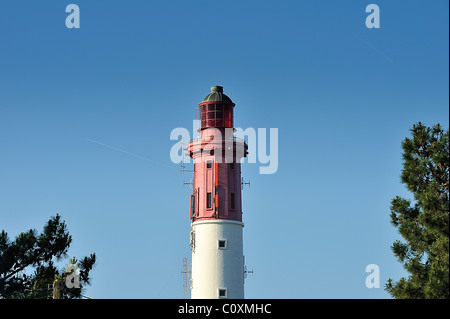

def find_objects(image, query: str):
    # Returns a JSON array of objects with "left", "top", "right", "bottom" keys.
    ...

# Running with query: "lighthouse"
[{"left": 187, "top": 85, "right": 248, "bottom": 299}]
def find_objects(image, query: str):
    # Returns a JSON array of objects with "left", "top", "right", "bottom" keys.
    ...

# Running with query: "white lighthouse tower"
[{"left": 186, "top": 85, "right": 248, "bottom": 299}]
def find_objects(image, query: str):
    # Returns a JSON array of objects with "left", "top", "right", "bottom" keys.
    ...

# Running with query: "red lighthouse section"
[
  {"left": 187, "top": 86, "right": 247, "bottom": 223},
  {"left": 199, "top": 86, "right": 234, "bottom": 129}
]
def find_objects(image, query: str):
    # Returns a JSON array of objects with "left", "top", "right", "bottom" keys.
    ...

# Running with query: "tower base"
[{"left": 190, "top": 219, "right": 244, "bottom": 299}]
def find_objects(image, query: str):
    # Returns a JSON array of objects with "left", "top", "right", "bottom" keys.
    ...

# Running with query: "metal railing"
[{"left": 188, "top": 136, "right": 246, "bottom": 144}]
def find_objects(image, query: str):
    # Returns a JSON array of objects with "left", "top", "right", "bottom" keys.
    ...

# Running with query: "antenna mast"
[{"left": 182, "top": 257, "right": 191, "bottom": 299}]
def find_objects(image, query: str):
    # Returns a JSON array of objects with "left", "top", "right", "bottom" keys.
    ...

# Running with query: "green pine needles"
[
  {"left": 386, "top": 122, "right": 449, "bottom": 299},
  {"left": 0, "top": 214, "right": 96, "bottom": 299}
]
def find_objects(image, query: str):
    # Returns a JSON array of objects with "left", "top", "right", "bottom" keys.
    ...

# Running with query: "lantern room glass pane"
[
  {"left": 200, "top": 103, "right": 233, "bottom": 128},
  {"left": 200, "top": 107, "right": 207, "bottom": 121}
]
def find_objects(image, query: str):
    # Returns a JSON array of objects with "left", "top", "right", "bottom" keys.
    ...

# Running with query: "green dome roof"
[{"left": 202, "top": 86, "right": 233, "bottom": 103}]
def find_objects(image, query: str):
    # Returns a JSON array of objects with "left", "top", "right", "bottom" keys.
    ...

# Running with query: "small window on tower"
[
  {"left": 230, "top": 193, "right": 236, "bottom": 210},
  {"left": 207, "top": 160, "right": 212, "bottom": 168},
  {"left": 218, "top": 240, "right": 227, "bottom": 249},
  {"left": 218, "top": 288, "right": 227, "bottom": 298},
  {"left": 207, "top": 192, "right": 212, "bottom": 208}
]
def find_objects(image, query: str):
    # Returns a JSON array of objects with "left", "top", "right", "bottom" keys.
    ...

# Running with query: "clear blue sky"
[{"left": 0, "top": 0, "right": 448, "bottom": 298}]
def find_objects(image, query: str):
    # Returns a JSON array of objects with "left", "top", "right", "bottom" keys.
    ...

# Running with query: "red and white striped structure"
[{"left": 187, "top": 85, "right": 248, "bottom": 299}]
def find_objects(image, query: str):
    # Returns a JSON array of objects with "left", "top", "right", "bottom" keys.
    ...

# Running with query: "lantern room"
[{"left": 199, "top": 86, "right": 235, "bottom": 130}]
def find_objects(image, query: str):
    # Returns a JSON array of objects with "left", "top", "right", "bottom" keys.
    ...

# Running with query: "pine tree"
[
  {"left": 386, "top": 122, "right": 449, "bottom": 299},
  {"left": 0, "top": 214, "right": 96, "bottom": 299}
]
